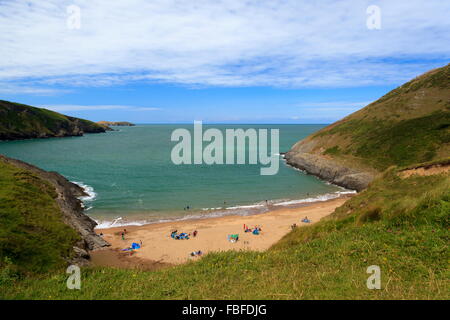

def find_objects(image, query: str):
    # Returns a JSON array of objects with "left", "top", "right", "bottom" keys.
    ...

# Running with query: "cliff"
[
  {"left": 0, "top": 100, "right": 107, "bottom": 140},
  {"left": 286, "top": 64, "right": 450, "bottom": 191},
  {"left": 0, "top": 155, "right": 109, "bottom": 271}
]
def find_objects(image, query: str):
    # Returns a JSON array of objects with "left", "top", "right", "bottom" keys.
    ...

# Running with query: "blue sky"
[{"left": 1, "top": 1, "right": 449, "bottom": 123}]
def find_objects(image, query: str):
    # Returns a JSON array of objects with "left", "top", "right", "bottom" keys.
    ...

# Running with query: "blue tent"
[{"left": 131, "top": 242, "right": 141, "bottom": 249}]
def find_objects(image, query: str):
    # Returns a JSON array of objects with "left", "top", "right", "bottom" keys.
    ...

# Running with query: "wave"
[
  {"left": 95, "top": 218, "right": 148, "bottom": 229},
  {"left": 273, "top": 190, "right": 356, "bottom": 207},
  {"left": 72, "top": 181, "right": 97, "bottom": 209},
  {"left": 226, "top": 204, "right": 265, "bottom": 210},
  {"left": 93, "top": 189, "right": 355, "bottom": 229},
  {"left": 73, "top": 181, "right": 97, "bottom": 201}
]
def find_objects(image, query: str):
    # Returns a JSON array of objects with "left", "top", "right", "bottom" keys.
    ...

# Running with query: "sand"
[{"left": 91, "top": 196, "right": 350, "bottom": 268}]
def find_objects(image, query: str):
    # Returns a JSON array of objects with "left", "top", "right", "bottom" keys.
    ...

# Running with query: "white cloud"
[
  {"left": 0, "top": 0, "right": 449, "bottom": 90},
  {"left": 0, "top": 84, "right": 69, "bottom": 95},
  {"left": 41, "top": 105, "right": 160, "bottom": 112}
]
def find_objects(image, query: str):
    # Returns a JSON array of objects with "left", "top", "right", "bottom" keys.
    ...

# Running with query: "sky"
[{"left": 0, "top": 0, "right": 449, "bottom": 124}]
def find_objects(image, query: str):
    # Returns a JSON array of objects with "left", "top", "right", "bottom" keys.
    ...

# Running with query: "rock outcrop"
[
  {"left": 284, "top": 151, "right": 374, "bottom": 191},
  {"left": 0, "top": 155, "right": 109, "bottom": 265},
  {"left": 285, "top": 64, "right": 450, "bottom": 192},
  {"left": 97, "top": 121, "right": 135, "bottom": 126}
]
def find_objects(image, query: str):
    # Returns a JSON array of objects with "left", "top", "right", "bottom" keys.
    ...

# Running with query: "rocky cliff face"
[
  {"left": 0, "top": 100, "right": 107, "bottom": 141},
  {"left": 0, "top": 155, "right": 109, "bottom": 265},
  {"left": 285, "top": 131, "right": 375, "bottom": 191},
  {"left": 284, "top": 151, "right": 374, "bottom": 192},
  {"left": 285, "top": 64, "right": 450, "bottom": 191}
]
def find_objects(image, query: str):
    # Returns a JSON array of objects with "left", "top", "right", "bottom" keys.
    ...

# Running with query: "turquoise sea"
[{"left": 0, "top": 124, "right": 351, "bottom": 227}]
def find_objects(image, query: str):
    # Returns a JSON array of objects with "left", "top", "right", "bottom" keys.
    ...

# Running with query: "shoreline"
[
  {"left": 91, "top": 194, "right": 352, "bottom": 269},
  {"left": 91, "top": 189, "right": 356, "bottom": 230}
]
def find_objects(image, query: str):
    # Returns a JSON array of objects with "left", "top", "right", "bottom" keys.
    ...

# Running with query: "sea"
[{"left": 0, "top": 124, "right": 354, "bottom": 228}]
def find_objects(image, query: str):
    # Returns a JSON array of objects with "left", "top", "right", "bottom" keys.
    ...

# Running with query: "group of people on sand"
[
  {"left": 119, "top": 230, "right": 143, "bottom": 255},
  {"left": 291, "top": 216, "right": 311, "bottom": 229},
  {"left": 170, "top": 229, "right": 198, "bottom": 240},
  {"left": 190, "top": 250, "right": 203, "bottom": 257},
  {"left": 244, "top": 224, "right": 262, "bottom": 234}
]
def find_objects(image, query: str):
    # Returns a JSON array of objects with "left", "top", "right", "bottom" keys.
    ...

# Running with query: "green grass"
[
  {"left": 314, "top": 111, "right": 450, "bottom": 171},
  {"left": 1, "top": 165, "right": 448, "bottom": 300},
  {"left": 0, "top": 159, "right": 80, "bottom": 278},
  {"left": 1, "top": 64, "right": 449, "bottom": 299},
  {"left": 0, "top": 100, "right": 105, "bottom": 139},
  {"left": 324, "top": 146, "right": 341, "bottom": 156},
  {"left": 353, "top": 111, "right": 449, "bottom": 170},
  {"left": 300, "top": 64, "right": 450, "bottom": 172}
]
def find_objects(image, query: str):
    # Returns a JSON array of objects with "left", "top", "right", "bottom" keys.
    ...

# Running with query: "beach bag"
[{"left": 227, "top": 234, "right": 239, "bottom": 243}]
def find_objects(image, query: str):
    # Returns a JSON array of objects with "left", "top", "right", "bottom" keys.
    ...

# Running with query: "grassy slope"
[
  {"left": 0, "top": 158, "right": 80, "bottom": 281},
  {"left": 1, "top": 166, "right": 448, "bottom": 299},
  {"left": 0, "top": 100, "right": 105, "bottom": 139},
  {"left": 298, "top": 64, "right": 450, "bottom": 171},
  {"left": 1, "top": 65, "right": 449, "bottom": 299}
]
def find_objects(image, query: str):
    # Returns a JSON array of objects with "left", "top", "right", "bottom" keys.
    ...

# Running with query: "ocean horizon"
[{"left": 0, "top": 124, "right": 350, "bottom": 228}]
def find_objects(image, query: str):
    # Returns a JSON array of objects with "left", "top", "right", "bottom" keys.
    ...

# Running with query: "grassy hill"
[
  {"left": 0, "top": 158, "right": 80, "bottom": 280},
  {"left": 1, "top": 65, "right": 449, "bottom": 299},
  {"left": 1, "top": 163, "right": 448, "bottom": 299},
  {"left": 289, "top": 64, "right": 450, "bottom": 172},
  {"left": 0, "top": 100, "right": 106, "bottom": 140}
]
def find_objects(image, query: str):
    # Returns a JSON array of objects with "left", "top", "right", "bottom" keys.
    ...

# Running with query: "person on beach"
[
  {"left": 121, "top": 232, "right": 125, "bottom": 240},
  {"left": 193, "top": 230, "right": 198, "bottom": 237}
]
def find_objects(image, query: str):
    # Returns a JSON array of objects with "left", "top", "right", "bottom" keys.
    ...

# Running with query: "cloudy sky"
[{"left": 1, "top": 0, "right": 449, "bottom": 123}]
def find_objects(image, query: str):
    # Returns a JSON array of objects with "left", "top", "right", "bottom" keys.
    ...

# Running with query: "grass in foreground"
[
  {"left": 0, "top": 159, "right": 79, "bottom": 279},
  {"left": 1, "top": 165, "right": 448, "bottom": 300}
]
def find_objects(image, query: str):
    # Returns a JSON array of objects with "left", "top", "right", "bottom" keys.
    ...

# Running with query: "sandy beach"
[{"left": 91, "top": 196, "right": 351, "bottom": 269}]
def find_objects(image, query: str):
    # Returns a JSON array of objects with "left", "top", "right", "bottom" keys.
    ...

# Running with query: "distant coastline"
[
  {"left": 97, "top": 121, "right": 135, "bottom": 127},
  {"left": 0, "top": 100, "right": 106, "bottom": 141}
]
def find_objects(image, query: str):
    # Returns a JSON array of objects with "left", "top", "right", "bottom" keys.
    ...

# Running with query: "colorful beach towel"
[{"left": 227, "top": 234, "right": 239, "bottom": 243}]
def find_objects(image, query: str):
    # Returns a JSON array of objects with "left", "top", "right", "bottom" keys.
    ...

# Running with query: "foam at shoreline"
[
  {"left": 72, "top": 170, "right": 355, "bottom": 230},
  {"left": 72, "top": 181, "right": 97, "bottom": 210},
  {"left": 92, "top": 189, "right": 355, "bottom": 229}
]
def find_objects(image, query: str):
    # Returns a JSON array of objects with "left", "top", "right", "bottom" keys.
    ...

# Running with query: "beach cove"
[{"left": 91, "top": 195, "right": 351, "bottom": 268}]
